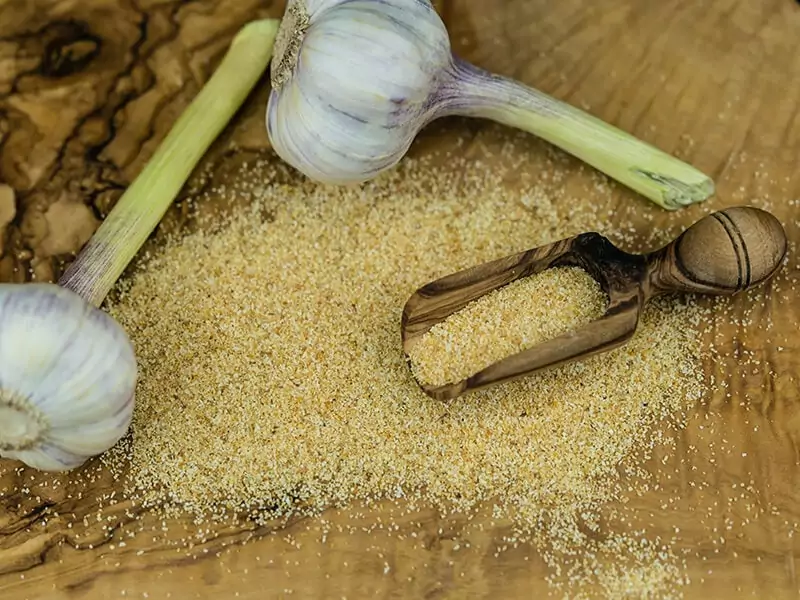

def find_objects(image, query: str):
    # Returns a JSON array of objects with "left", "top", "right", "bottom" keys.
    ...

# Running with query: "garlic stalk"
[
  {"left": 266, "top": 0, "right": 714, "bottom": 210},
  {"left": 0, "top": 19, "right": 280, "bottom": 472}
]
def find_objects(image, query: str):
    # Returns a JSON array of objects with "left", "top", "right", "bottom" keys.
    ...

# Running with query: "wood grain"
[
  {"left": 402, "top": 207, "right": 787, "bottom": 400},
  {"left": 401, "top": 231, "right": 645, "bottom": 400},
  {"left": 2, "top": 0, "right": 800, "bottom": 598},
  {"left": 648, "top": 206, "right": 788, "bottom": 296}
]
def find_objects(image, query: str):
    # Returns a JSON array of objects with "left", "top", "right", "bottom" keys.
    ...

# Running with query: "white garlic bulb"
[
  {"left": 268, "top": 0, "right": 451, "bottom": 184},
  {"left": 0, "top": 18, "right": 282, "bottom": 473},
  {"left": 0, "top": 283, "right": 136, "bottom": 472},
  {"left": 266, "top": 0, "right": 714, "bottom": 210}
]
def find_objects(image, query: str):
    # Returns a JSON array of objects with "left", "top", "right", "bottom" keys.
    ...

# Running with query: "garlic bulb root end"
[
  {"left": 271, "top": 0, "right": 309, "bottom": 91},
  {"left": 0, "top": 391, "right": 48, "bottom": 453}
]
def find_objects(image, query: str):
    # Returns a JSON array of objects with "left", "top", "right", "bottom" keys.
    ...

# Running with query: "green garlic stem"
[
  {"left": 59, "top": 19, "right": 280, "bottom": 307},
  {"left": 445, "top": 58, "right": 715, "bottom": 211}
]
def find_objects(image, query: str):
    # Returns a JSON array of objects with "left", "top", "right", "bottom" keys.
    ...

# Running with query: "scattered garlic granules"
[
  {"left": 406, "top": 266, "right": 608, "bottom": 386},
  {"left": 106, "top": 146, "right": 706, "bottom": 597}
]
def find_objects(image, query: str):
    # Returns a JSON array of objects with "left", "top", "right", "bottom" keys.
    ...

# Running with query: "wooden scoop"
[{"left": 401, "top": 206, "right": 787, "bottom": 401}]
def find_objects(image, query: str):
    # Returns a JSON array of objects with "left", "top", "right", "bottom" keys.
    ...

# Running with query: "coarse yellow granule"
[
  {"left": 105, "top": 145, "right": 706, "bottom": 598},
  {"left": 406, "top": 267, "right": 608, "bottom": 386}
]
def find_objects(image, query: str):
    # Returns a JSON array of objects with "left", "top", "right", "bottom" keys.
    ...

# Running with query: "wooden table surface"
[{"left": 1, "top": 0, "right": 800, "bottom": 598}]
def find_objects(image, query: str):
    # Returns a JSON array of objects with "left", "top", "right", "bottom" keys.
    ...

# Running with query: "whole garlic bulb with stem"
[
  {"left": 267, "top": 0, "right": 714, "bottom": 210},
  {"left": 0, "top": 19, "right": 281, "bottom": 472}
]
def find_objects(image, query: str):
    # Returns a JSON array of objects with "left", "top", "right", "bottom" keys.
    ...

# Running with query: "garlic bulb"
[
  {"left": 0, "top": 284, "right": 136, "bottom": 471},
  {"left": 268, "top": 0, "right": 451, "bottom": 185},
  {"left": 0, "top": 18, "right": 281, "bottom": 472},
  {"left": 267, "top": 0, "right": 714, "bottom": 210}
]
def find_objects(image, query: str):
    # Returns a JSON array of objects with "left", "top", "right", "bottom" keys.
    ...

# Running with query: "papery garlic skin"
[
  {"left": 0, "top": 284, "right": 136, "bottom": 471},
  {"left": 266, "top": 0, "right": 715, "bottom": 210},
  {"left": 267, "top": 0, "right": 451, "bottom": 184},
  {"left": 0, "top": 17, "right": 279, "bottom": 473}
]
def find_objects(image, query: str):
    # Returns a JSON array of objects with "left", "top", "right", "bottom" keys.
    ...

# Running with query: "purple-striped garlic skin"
[
  {"left": 265, "top": 0, "right": 715, "bottom": 211},
  {"left": 266, "top": 0, "right": 453, "bottom": 184}
]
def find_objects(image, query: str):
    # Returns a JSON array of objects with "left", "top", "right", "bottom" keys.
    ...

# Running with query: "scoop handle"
[{"left": 645, "top": 206, "right": 787, "bottom": 297}]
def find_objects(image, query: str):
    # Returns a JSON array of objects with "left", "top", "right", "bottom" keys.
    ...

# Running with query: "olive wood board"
[{"left": 1, "top": 0, "right": 799, "bottom": 599}]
